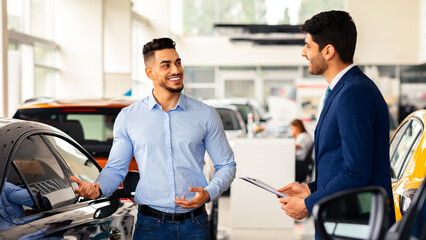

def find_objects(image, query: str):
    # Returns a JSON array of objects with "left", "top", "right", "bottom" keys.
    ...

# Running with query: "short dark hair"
[
  {"left": 300, "top": 10, "right": 357, "bottom": 63},
  {"left": 142, "top": 37, "right": 176, "bottom": 66}
]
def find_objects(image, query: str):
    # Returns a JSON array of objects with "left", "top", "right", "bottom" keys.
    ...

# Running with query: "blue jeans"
[{"left": 133, "top": 211, "right": 210, "bottom": 240}]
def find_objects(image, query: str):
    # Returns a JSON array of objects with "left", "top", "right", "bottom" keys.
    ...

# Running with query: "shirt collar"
[
  {"left": 329, "top": 63, "right": 355, "bottom": 90},
  {"left": 148, "top": 90, "right": 187, "bottom": 111}
]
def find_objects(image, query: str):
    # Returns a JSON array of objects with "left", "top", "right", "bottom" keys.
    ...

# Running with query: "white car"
[{"left": 203, "top": 98, "right": 268, "bottom": 134}]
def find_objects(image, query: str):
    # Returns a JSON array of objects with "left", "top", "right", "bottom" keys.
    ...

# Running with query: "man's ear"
[
  {"left": 145, "top": 67, "right": 154, "bottom": 80},
  {"left": 322, "top": 44, "right": 335, "bottom": 61}
]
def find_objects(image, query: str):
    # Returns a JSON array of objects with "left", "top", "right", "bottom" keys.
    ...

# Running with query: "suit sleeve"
[{"left": 305, "top": 84, "right": 378, "bottom": 213}]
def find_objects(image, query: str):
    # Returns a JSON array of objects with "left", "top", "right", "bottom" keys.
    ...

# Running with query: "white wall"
[
  {"left": 103, "top": 0, "right": 132, "bottom": 97},
  {"left": 54, "top": 0, "right": 103, "bottom": 98},
  {"left": 347, "top": 0, "right": 420, "bottom": 65},
  {"left": 0, "top": 0, "right": 6, "bottom": 116},
  {"left": 178, "top": 37, "right": 306, "bottom": 66},
  {"left": 420, "top": 0, "right": 426, "bottom": 63},
  {"left": 176, "top": 1, "right": 423, "bottom": 66},
  {"left": 104, "top": 0, "right": 131, "bottom": 73}
]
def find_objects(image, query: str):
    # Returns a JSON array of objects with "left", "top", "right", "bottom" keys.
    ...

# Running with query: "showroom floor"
[{"left": 217, "top": 196, "right": 316, "bottom": 240}]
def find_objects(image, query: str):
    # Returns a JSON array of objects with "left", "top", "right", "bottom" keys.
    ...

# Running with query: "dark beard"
[{"left": 165, "top": 84, "right": 184, "bottom": 93}]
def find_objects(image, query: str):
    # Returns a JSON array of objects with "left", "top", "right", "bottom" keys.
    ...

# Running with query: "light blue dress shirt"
[{"left": 97, "top": 91, "right": 236, "bottom": 213}]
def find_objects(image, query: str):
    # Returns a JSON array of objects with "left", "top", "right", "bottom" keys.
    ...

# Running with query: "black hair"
[
  {"left": 300, "top": 10, "right": 357, "bottom": 63},
  {"left": 142, "top": 37, "right": 176, "bottom": 66}
]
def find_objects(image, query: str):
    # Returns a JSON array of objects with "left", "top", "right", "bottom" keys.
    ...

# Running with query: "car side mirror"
[
  {"left": 93, "top": 198, "right": 120, "bottom": 219},
  {"left": 312, "top": 186, "right": 389, "bottom": 240}
]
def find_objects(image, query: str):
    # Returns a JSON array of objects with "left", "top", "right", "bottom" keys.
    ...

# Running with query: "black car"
[
  {"left": 313, "top": 178, "right": 426, "bottom": 240},
  {"left": 0, "top": 118, "right": 137, "bottom": 239}
]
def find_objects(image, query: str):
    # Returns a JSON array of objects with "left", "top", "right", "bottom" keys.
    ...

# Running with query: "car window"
[
  {"left": 215, "top": 108, "right": 241, "bottom": 131},
  {"left": 45, "top": 135, "right": 99, "bottom": 183},
  {"left": 390, "top": 119, "right": 423, "bottom": 180},
  {"left": 232, "top": 104, "right": 251, "bottom": 125},
  {"left": 14, "top": 108, "right": 120, "bottom": 157},
  {"left": 1, "top": 165, "right": 43, "bottom": 223},
  {"left": 12, "top": 135, "right": 77, "bottom": 209}
]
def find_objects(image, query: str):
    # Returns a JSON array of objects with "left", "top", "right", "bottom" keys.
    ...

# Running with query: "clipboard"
[{"left": 239, "top": 176, "right": 287, "bottom": 198}]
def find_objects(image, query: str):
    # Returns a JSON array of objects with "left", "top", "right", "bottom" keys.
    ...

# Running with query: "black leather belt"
[{"left": 139, "top": 204, "right": 206, "bottom": 222}]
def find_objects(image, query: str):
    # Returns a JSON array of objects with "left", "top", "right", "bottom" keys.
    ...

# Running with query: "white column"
[
  {"left": 0, "top": 0, "right": 7, "bottom": 117},
  {"left": 54, "top": 0, "right": 103, "bottom": 99},
  {"left": 420, "top": 0, "right": 426, "bottom": 63},
  {"left": 103, "top": 0, "right": 132, "bottom": 98}
]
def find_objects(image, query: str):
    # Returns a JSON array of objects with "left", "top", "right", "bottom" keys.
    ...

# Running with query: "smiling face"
[
  {"left": 301, "top": 33, "right": 328, "bottom": 76},
  {"left": 145, "top": 48, "right": 184, "bottom": 94}
]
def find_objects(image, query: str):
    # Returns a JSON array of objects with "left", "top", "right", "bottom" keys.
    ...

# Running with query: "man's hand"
[
  {"left": 70, "top": 176, "right": 101, "bottom": 199},
  {"left": 277, "top": 182, "right": 311, "bottom": 199},
  {"left": 174, "top": 187, "right": 210, "bottom": 209},
  {"left": 279, "top": 196, "right": 310, "bottom": 220}
]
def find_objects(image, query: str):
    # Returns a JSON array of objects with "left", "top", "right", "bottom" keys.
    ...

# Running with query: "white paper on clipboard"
[{"left": 239, "top": 176, "right": 287, "bottom": 198}]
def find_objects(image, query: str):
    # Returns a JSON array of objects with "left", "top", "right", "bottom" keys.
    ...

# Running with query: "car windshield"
[{"left": 14, "top": 108, "right": 121, "bottom": 157}]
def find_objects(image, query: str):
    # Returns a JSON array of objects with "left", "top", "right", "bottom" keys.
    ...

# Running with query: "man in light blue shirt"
[{"left": 71, "top": 37, "right": 236, "bottom": 239}]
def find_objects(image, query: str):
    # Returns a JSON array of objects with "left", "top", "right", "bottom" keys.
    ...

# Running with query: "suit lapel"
[{"left": 314, "top": 66, "right": 362, "bottom": 160}]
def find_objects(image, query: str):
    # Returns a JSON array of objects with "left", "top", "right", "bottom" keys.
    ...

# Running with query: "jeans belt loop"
[
  {"left": 161, "top": 212, "right": 166, "bottom": 223},
  {"left": 191, "top": 211, "right": 195, "bottom": 222}
]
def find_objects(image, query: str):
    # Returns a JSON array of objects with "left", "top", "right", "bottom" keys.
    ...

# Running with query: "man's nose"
[{"left": 170, "top": 64, "right": 182, "bottom": 74}]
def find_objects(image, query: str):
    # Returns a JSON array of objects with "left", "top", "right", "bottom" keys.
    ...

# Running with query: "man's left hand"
[
  {"left": 279, "top": 196, "right": 310, "bottom": 220},
  {"left": 174, "top": 187, "right": 210, "bottom": 209}
]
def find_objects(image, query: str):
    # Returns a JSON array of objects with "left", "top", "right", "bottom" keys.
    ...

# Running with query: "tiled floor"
[{"left": 217, "top": 196, "right": 315, "bottom": 240}]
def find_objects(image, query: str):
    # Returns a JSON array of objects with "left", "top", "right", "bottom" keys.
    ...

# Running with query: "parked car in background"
[
  {"left": 211, "top": 104, "right": 246, "bottom": 140},
  {"left": 0, "top": 118, "right": 137, "bottom": 239},
  {"left": 203, "top": 98, "right": 269, "bottom": 134},
  {"left": 389, "top": 109, "right": 426, "bottom": 221},
  {"left": 312, "top": 178, "right": 426, "bottom": 240},
  {"left": 13, "top": 97, "right": 139, "bottom": 171}
]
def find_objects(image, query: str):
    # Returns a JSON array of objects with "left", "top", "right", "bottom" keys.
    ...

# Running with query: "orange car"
[
  {"left": 14, "top": 97, "right": 138, "bottom": 171},
  {"left": 390, "top": 109, "right": 426, "bottom": 221}
]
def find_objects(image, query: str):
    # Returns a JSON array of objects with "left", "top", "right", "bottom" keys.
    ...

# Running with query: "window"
[
  {"left": 2, "top": 166, "right": 40, "bottom": 219},
  {"left": 390, "top": 119, "right": 423, "bottom": 180},
  {"left": 46, "top": 136, "right": 99, "bottom": 183},
  {"left": 184, "top": 67, "right": 216, "bottom": 99},
  {"left": 12, "top": 135, "right": 76, "bottom": 209}
]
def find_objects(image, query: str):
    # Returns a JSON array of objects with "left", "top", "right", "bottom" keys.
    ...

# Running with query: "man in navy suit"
[{"left": 277, "top": 10, "right": 395, "bottom": 229}]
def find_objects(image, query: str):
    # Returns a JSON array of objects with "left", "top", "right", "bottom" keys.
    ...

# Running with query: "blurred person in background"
[{"left": 290, "top": 119, "right": 313, "bottom": 183}]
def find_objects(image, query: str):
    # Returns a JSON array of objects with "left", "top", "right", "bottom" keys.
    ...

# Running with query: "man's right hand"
[
  {"left": 70, "top": 176, "right": 101, "bottom": 199},
  {"left": 277, "top": 182, "right": 311, "bottom": 199}
]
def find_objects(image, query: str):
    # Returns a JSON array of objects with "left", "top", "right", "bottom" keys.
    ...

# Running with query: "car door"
[
  {"left": 2, "top": 132, "right": 134, "bottom": 239},
  {"left": 390, "top": 118, "right": 424, "bottom": 220}
]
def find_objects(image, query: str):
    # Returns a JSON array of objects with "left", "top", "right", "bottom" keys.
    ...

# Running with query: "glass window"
[
  {"left": 225, "top": 80, "right": 255, "bottom": 98},
  {"left": 14, "top": 109, "right": 121, "bottom": 158},
  {"left": 12, "top": 135, "right": 76, "bottom": 209},
  {"left": 45, "top": 136, "right": 99, "bottom": 183},
  {"left": 215, "top": 108, "right": 241, "bottom": 130},
  {"left": 184, "top": 88, "right": 215, "bottom": 99},
  {"left": 185, "top": 67, "right": 215, "bottom": 84},
  {"left": 390, "top": 119, "right": 423, "bottom": 180},
  {"left": 183, "top": 0, "right": 268, "bottom": 36},
  {"left": 409, "top": 183, "right": 426, "bottom": 238},
  {"left": 2, "top": 165, "right": 41, "bottom": 221}
]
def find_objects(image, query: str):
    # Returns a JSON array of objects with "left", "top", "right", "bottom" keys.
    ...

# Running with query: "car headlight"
[{"left": 399, "top": 188, "right": 417, "bottom": 216}]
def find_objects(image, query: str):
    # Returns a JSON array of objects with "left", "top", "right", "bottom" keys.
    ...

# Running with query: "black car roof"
[{"left": 0, "top": 118, "right": 71, "bottom": 181}]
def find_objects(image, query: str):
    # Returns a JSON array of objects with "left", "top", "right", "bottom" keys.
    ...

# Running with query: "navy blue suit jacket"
[{"left": 305, "top": 66, "right": 395, "bottom": 224}]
